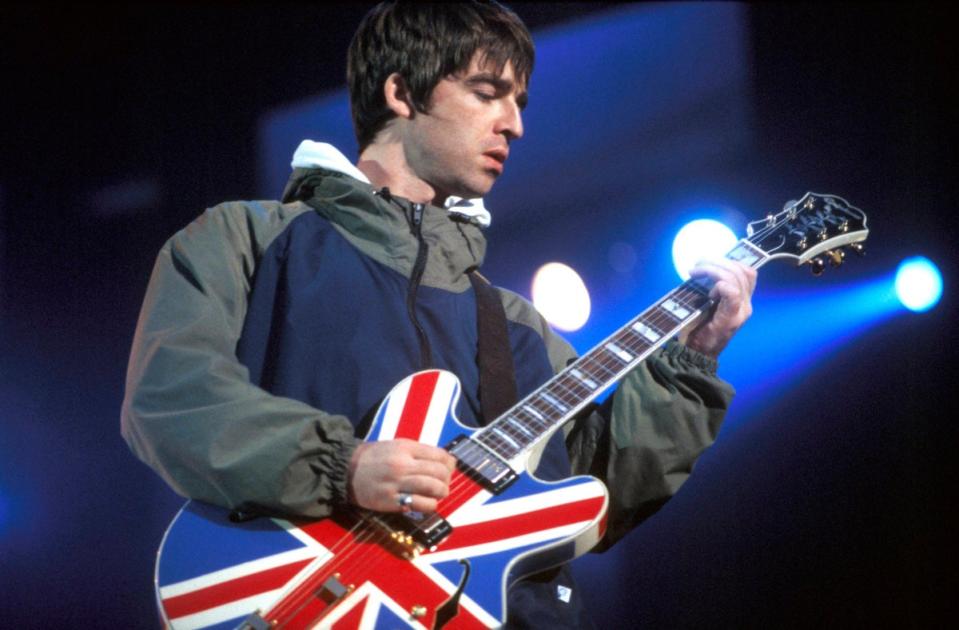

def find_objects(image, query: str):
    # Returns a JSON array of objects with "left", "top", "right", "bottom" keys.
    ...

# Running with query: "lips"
[
  {"left": 483, "top": 148, "right": 509, "bottom": 174},
  {"left": 484, "top": 148, "right": 509, "bottom": 164}
]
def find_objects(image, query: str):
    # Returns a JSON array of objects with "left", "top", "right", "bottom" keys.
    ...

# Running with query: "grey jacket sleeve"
[
  {"left": 565, "top": 341, "right": 734, "bottom": 548},
  {"left": 121, "top": 201, "right": 360, "bottom": 518},
  {"left": 501, "top": 289, "right": 734, "bottom": 549}
]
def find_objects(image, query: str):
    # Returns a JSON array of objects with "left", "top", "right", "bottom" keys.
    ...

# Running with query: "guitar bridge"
[{"left": 375, "top": 511, "right": 453, "bottom": 557}]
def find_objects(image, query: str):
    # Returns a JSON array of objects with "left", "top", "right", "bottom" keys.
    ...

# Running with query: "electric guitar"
[{"left": 155, "top": 193, "right": 868, "bottom": 629}]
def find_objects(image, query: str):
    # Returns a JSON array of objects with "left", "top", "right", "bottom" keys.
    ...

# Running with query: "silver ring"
[{"left": 397, "top": 492, "right": 413, "bottom": 507}]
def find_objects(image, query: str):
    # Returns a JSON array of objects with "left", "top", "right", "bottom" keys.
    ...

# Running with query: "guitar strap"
[{"left": 468, "top": 271, "right": 518, "bottom": 426}]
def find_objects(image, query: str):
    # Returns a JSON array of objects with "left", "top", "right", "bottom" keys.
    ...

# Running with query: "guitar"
[{"left": 155, "top": 193, "right": 868, "bottom": 629}]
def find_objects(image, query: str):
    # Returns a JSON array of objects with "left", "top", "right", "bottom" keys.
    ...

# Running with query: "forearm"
[{"left": 566, "top": 340, "right": 735, "bottom": 548}]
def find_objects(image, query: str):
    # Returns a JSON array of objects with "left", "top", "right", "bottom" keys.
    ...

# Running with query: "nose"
[{"left": 496, "top": 99, "right": 524, "bottom": 141}]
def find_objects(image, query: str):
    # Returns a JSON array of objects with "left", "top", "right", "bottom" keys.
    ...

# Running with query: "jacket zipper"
[{"left": 407, "top": 202, "right": 433, "bottom": 369}]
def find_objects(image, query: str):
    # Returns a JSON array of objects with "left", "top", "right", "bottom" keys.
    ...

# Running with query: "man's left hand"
[{"left": 683, "top": 259, "right": 757, "bottom": 359}]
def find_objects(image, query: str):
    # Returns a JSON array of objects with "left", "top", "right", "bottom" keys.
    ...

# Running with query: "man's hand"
[
  {"left": 683, "top": 259, "right": 757, "bottom": 359},
  {"left": 347, "top": 438, "right": 457, "bottom": 513}
]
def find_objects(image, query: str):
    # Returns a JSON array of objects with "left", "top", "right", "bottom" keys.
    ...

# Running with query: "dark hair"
[{"left": 347, "top": 1, "right": 534, "bottom": 152}]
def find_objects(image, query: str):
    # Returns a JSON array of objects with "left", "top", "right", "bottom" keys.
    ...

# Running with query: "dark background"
[{"left": 1, "top": 3, "right": 956, "bottom": 627}]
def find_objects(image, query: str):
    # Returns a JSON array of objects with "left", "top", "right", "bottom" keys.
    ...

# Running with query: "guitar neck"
[{"left": 473, "top": 239, "right": 770, "bottom": 463}]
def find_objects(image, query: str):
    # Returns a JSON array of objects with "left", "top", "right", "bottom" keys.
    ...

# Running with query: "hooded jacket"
[{"left": 122, "top": 144, "right": 735, "bottom": 626}]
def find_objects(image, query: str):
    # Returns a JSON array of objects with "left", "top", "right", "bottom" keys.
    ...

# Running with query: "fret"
[
  {"left": 549, "top": 377, "right": 575, "bottom": 397},
  {"left": 659, "top": 298, "right": 691, "bottom": 320},
  {"left": 604, "top": 342, "right": 634, "bottom": 363},
  {"left": 513, "top": 405, "right": 545, "bottom": 427},
  {"left": 539, "top": 391, "right": 569, "bottom": 413},
  {"left": 617, "top": 327, "right": 652, "bottom": 352},
  {"left": 631, "top": 321, "right": 662, "bottom": 343},
  {"left": 570, "top": 368, "right": 598, "bottom": 390},
  {"left": 489, "top": 426, "right": 520, "bottom": 450},
  {"left": 521, "top": 403, "right": 545, "bottom": 422},
  {"left": 671, "top": 288, "right": 705, "bottom": 311},
  {"left": 504, "top": 415, "right": 536, "bottom": 440},
  {"left": 579, "top": 356, "right": 617, "bottom": 378},
  {"left": 556, "top": 374, "right": 593, "bottom": 400}
]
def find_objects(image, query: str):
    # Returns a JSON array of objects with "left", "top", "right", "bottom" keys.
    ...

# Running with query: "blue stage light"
[
  {"left": 671, "top": 219, "right": 739, "bottom": 280},
  {"left": 894, "top": 256, "right": 942, "bottom": 312}
]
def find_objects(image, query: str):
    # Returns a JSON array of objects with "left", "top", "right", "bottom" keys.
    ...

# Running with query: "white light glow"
[
  {"left": 895, "top": 256, "right": 943, "bottom": 312},
  {"left": 531, "top": 262, "right": 591, "bottom": 331},
  {"left": 671, "top": 219, "right": 738, "bottom": 280}
]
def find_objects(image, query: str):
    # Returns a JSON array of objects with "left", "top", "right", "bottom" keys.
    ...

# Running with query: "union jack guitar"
[{"left": 155, "top": 193, "right": 868, "bottom": 629}]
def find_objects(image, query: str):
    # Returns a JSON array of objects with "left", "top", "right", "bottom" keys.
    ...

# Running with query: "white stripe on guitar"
[
  {"left": 445, "top": 481, "right": 605, "bottom": 529},
  {"left": 167, "top": 590, "right": 281, "bottom": 629},
  {"left": 422, "top": 522, "right": 592, "bottom": 565},
  {"left": 420, "top": 371, "right": 459, "bottom": 445},
  {"left": 159, "top": 545, "right": 322, "bottom": 599},
  {"left": 373, "top": 375, "right": 413, "bottom": 440}
]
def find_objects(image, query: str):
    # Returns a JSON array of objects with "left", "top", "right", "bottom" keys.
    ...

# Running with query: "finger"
[
  {"left": 709, "top": 279, "right": 747, "bottom": 315},
  {"left": 407, "top": 442, "right": 457, "bottom": 471},
  {"left": 401, "top": 474, "right": 451, "bottom": 500},
  {"left": 407, "top": 457, "right": 455, "bottom": 484},
  {"left": 702, "top": 259, "right": 757, "bottom": 296},
  {"left": 407, "top": 495, "right": 439, "bottom": 514},
  {"left": 694, "top": 261, "right": 752, "bottom": 305},
  {"left": 691, "top": 259, "right": 744, "bottom": 292}
]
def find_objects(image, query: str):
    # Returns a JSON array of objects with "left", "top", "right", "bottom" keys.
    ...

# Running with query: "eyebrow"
[{"left": 464, "top": 73, "right": 529, "bottom": 109}]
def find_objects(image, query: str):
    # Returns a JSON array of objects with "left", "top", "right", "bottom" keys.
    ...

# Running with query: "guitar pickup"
[{"left": 447, "top": 435, "right": 518, "bottom": 494}]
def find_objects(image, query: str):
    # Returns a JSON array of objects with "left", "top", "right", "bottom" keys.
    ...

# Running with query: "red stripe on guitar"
[
  {"left": 393, "top": 371, "right": 441, "bottom": 441},
  {"left": 329, "top": 594, "right": 368, "bottom": 629},
  {"left": 437, "top": 469, "right": 487, "bottom": 516},
  {"left": 436, "top": 495, "right": 606, "bottom": 553},
  {"left": 162, "top": 557, "right": 313, "bottom": 620}
]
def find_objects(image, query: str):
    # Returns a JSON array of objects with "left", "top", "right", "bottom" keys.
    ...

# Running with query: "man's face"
[{"left": 403, "top": 53, "right": 527, "bottom": 203}]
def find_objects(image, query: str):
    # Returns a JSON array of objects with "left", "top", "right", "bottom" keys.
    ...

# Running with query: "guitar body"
[{"left": 156, "top": 370, "right": 609, "bottom": 629}]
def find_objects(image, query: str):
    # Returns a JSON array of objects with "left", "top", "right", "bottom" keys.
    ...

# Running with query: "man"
[{"left": 122, "top": 1, "right": 755, "bottom": 627}]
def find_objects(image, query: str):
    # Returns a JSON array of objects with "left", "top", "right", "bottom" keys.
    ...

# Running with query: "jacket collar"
[
  {"left": 288, "top": 140, "right": 492, "bottom": 228},
  {"left": 281, "top": 143, "right": 487, "bottom": 291}
]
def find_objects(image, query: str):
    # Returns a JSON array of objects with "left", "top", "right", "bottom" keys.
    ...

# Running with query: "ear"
[{"left": 383, "top": 73, "right": 415, "bottom": 120}]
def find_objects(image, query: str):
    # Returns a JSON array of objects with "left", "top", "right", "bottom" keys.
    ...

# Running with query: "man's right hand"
[{"left": 347, "top": 438, "right": 457, "bottom": 513}]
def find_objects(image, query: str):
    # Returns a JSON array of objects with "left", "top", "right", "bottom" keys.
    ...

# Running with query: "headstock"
[{"left": 746, "top": 193, "right": 868, "bottom": 275}]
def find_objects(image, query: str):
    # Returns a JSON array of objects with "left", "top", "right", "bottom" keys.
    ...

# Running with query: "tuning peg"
[
  {"left": 848, "top": 242, "right": 866, "bottom": 256},
  {"left": 789, "top": 229, "right": 807, "bottom": 251},
  {"left": 827, "top": 249, "right": 845, "bottom": 267},
  {"left": 809, "top": 256, "right": 826, "bottom": 276}
]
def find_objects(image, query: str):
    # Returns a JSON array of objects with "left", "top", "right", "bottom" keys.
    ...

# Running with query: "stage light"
[
  {"left": 671, "top": 219, "right": 739, "bottom": 280},
  {"left": 894, "top": 256, "right": 942, "bottom": 312},
  {"left": 532, "top": 262, "right": 591, "bottom": 331}
]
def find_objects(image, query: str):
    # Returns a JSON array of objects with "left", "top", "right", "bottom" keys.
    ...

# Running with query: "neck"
[{"left": 357, "top": 142, "right": 443, "bottom": 206}]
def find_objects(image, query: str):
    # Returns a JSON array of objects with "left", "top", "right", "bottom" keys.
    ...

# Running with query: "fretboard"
[{"left": 474, "top": 239, "right": 768, "bottom": 464}]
